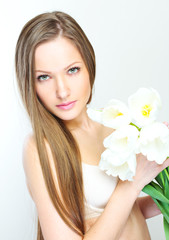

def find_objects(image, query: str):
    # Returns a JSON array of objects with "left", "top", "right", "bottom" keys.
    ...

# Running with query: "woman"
[{"left": 15, "top": 11, "right": 169, "bottom": 240}]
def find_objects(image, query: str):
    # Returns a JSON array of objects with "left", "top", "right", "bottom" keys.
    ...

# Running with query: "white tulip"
[
  {"left": 102, "top": 99, "right": 131, "bottom": 129},
  {"left": 103, "top": 125, "right": 140, "bottom": 157},
  {"left": 87, "top": 88, "right": 169, "bottom": 182},
  {"left": 138, "top": 122, "right": 169, "bottom": 164},
  {"left": 128, "top": 88, "right": 162, "bottom": 126},
  {"left": 99, "top": 149, "right": 136, "bottom": 181}
]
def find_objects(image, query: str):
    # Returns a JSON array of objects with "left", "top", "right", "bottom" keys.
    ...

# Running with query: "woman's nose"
[{"left": 55, "top": 75, "right": 70, "bottom": 99}]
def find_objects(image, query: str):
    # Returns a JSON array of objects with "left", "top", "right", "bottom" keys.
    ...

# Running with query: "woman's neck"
[{"left": 63, "top": 107, "right": 94, "bottom": 132}]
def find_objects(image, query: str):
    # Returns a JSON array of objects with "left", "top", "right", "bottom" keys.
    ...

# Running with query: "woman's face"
[{"left": 34, "top": 37, "right": 91, "bottom": 122}]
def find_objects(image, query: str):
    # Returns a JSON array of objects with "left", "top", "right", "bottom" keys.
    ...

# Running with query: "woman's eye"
[
  {"left": 68, "top": 67, "right": 80, "bottom": 75},
  {"left": 37, "top": 75, "right": 50, "bottom": 81}
]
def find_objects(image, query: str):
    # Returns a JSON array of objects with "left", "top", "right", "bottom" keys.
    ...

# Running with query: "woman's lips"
[{"left": 56, "top": 101, "right": 77, "bottom": 110}]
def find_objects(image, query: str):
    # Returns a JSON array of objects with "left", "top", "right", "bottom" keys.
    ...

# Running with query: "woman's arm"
[
  {"left": 137, "top": 196, "right": 161, "bottom": 219},
  {"left": 23, "top": 135, "right": 82, "bottom": 240},
  {"left": 23, "top": 135, "right": 169, "bottom": 240}
]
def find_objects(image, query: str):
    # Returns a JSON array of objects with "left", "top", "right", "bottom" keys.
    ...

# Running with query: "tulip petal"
[
  {"left": 138, "top": 122, "right": 169, "bottom": 164},
  {"left": 128, "top": 88, "right": 162, "bottom": 126}
]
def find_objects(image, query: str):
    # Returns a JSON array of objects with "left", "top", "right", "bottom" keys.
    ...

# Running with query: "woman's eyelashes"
[
  {"left": 36, "top": 67, "right": 80, "bottom": 81},
  {"left": 37, "top": 74, "right": 50, "bottom": 82},
  {"left": 67, "top": 66, "right": 80, "bottom": 75}
]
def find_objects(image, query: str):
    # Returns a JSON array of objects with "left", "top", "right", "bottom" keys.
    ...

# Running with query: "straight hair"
[{"left": 15, "top": 11, "right": 96, "bottom": 239}]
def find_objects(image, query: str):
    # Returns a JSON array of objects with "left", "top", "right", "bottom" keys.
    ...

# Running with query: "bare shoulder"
[
  {"left": 23, "top": 134, "right": 43, "bottom": 182},
  {"left": 23, "top": 133, "right": 58, "bottom": 199},
  {"left": 22, "top": 133, "right": 44, "bottom": 199},
  {"left": 23, "top": 133, "right": 37, "bottom": 169},
  {"left": 23, "top": 133, "right": 54, "bottom": 172}
]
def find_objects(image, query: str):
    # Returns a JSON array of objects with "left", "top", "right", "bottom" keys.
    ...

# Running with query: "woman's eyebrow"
[
  {"left": 35, "top": 70, "right": 52, "bottom": 73},
  {"left": 35, "top": 61, "right": 82, "bottom": 74},
  {"left": 64, "top": 61, "right": 82, "bottom": 70}
]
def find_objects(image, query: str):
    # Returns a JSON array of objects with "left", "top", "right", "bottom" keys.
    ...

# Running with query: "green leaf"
[
  {"left": 152, "top": 198, "right": 169, "bottom": 224},
  {"left": 142, "top": 185, "right": 169, "bottom": 204},
  {"left": 164, "top": 168, "right": 169, "bottom": 182},
  {"left": 150, "top": 181, "right": 163, "bottom": 194},
  {"left": 164, "top": 178, "right": 169, "bottom": 199},
  {"left": 156, "top": 173, "right": 165, "bottom": 187},
  {"left": 162, "top": 169, "right": 169, "bottom": 183},
  {"left": 163, "top": 217, "right": 169, "bottom": 240},
  {"left": 167, "top": 167, "right": 169, "bottom": 174}
]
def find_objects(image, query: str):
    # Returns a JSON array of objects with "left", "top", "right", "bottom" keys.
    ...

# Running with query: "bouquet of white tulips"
[{"left": 87, "top": 88, "right": 169, "bottom": 239}]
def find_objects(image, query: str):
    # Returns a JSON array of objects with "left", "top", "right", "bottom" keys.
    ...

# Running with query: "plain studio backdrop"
[{"left": 0, "top": 0, "right": 169, "bottom": 239}]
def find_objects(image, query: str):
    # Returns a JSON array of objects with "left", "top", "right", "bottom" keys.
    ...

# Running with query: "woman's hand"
[{"left": 133, "top": 153, "right": 169, "bottom": 192}]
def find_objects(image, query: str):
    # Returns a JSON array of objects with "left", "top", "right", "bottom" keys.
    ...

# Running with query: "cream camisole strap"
[{"left": 82, "top": 162, "right": 118, "bottom": 220}]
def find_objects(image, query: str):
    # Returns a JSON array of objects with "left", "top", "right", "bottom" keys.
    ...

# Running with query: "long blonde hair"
[{"left": 15, "top": 11, "right": 96, "bottom": 239}]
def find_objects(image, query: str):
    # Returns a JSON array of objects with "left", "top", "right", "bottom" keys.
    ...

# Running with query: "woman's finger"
[{"left": 160, "top": 157, "right": 169, "bottom": 172}]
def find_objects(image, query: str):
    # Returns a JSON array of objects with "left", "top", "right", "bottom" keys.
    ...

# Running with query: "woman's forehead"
[{"left": 34, "top": 37, "right": 83, "bottom": 72}]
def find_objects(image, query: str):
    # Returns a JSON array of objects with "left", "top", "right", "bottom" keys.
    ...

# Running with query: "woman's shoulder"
[
  {"left": 22, "top": 133, "right": 42, "bottom": 199},
  {"left": 23, "top": 133, "right": 37, "bottom": 170},
  {"left": 23, "top": 133, "right": 52, "bottom": 164},
  {"left": 24, "top": 132, "right": 49, "bottom": 154},
  {"left": 22, "top": 133, "right": 57, "bottom": 200},
  {"left": 23, "top": 133, "right": 42, "bottom": 175}
]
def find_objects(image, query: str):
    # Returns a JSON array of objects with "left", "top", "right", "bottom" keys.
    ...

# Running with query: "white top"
[{"left": 82, "top": 162, "right": 118, "bottom": 219}]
